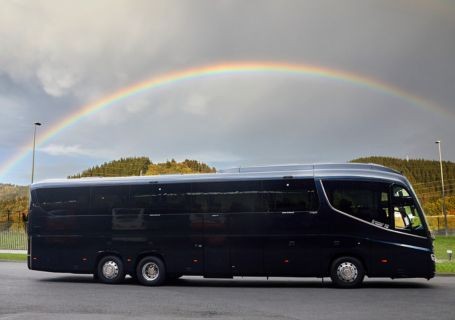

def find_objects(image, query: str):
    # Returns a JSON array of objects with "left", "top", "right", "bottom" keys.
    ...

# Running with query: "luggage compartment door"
[{"left": 203, "top": 213, "right": 231, "bottom": 277}]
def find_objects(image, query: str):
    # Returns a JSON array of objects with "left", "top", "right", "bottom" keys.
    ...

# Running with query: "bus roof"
[{"left": 30, "top": 163, "right": 409, "bottom": 189}]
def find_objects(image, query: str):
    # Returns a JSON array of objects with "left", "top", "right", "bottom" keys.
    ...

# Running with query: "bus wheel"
[
  {"left": 136, "top": 256, "right": 166, "bottom": 286},
  {"left": 97, "top": 255, "right": 125, "bottom": 284},
  {"left": 330, "top": 256, "right": 365, "bottom": 288}
]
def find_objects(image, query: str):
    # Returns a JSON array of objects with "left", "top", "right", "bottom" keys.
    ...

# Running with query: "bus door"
[
  {"left": 227, "top": 180, "right": 265, "bottom": 276},
  {"left": 131, "top": 183, "right": 204, "bottom": 275},
  {"left": 192, "top": 182, "right": 231, "bottom": 277},
  {"left": 203, "top": 213, "right": 231, "bottom": 276},
  {"left": 263, "top": 179, "right": 322, "bottom": 276}
]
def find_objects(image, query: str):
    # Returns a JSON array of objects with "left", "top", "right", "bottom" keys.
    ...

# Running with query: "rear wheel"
[
  {"left": 330, "top": 256, "right": 365, "bottom": 288},
  {"left": 97, "top": 255, "right": 125, "bottom": 284},
  {"left": 136, "top": 256, "right": 166, "bottom": 286}
]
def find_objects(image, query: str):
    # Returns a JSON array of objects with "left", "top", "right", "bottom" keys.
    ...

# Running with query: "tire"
[
  {"left": 330, "top": 256, "right": 365, "bottom": 288},
  {"left": 97, "top": 255, "right": 125, "bottom": 284},
  {"left": 136, "top": 256, "right": 166, "bottom": 286}
]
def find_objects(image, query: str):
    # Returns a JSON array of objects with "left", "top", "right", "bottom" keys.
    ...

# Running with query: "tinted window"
[
  {"left": 130, "top": 184, "right": 160, "bottom": 209},
  {"left": 36, "top": 187, "right": 89, "bottom": 215},
  {"left": 130, "top": 183, "right": 191, "bottom": 214},
  {"left": 191, "top": 181, "right": 264, "bottom": 213},
  {"left": 155, "top": 184, "right": 191, "bottom": 214},
  {"left": 324, "top": 180, "right": 390, "bottom": 227},
  {"left": 262, "top": 179, "right": 319, "bottom": 212},
  {"left": 92, "top": 185, "right": 129, "bottom": 214}
]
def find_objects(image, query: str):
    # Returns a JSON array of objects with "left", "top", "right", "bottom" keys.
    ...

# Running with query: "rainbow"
[{"left": 0, "top": 61, "right": 450, "bottom": 182}]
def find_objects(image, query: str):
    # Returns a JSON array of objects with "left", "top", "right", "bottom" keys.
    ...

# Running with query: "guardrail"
[
  {"left": 0, "top": 230, "right": 27, "bottom": 250},
  {"left": 426, "top": 215, "right": 455, "bottom": 233}
]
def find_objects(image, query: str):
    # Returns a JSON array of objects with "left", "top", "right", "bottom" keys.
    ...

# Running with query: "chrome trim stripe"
[
  {"left": 371, "top": 239, "right": 432, "bottom": 252},
  {"left": 318, "top": 180, "right": 428, "bottom": 240}
]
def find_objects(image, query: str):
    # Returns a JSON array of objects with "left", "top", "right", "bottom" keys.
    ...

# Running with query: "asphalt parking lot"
[{"left": 0, "top": 261, "right": 453, "bottom": 320}]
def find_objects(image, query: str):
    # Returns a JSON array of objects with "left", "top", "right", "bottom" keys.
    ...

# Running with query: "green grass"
[
  {"left": 433, "top": 236, "right": 455, "bottom": 258},
  {"left": 434, "top": 235, "right": 455, "bottom": 273},
  {"left": 0, "top": 253, "right": 27, "bottom": 261},
  {"left": 436, "top": 262, "right": 455, "bottom": 273}
]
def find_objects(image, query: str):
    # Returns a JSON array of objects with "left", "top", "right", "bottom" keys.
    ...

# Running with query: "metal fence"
[{"left": 0, "top": 229, "right": 27, "bottom": 250}]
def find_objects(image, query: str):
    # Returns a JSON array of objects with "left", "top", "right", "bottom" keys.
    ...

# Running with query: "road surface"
[{"left": 0, "top": 262, "right": 453, "bottom": 320}]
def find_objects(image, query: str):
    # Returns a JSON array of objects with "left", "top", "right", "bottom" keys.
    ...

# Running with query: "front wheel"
[
  {"left": 330, "top": 256, "right": 365, "bottom": 288},
  {"left": 97, "top": 255, "right": 125, "bottom": 284},
  {"left": 136, "top": 256, "right": 166, "bottom": 286}
]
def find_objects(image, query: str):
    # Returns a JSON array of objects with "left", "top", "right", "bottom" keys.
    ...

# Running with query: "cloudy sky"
[{"left": 0, "top": 0, "right": 454, "bottom": 185}]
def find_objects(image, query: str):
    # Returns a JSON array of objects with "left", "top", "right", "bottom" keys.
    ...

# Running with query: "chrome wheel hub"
[
  {"left": 142, "top": 262, "right": 159, "bottom": 281},
  {"left": 102, "top": 261, "right": 119, "bottom": 279},
  {"left": 337, "top": 262, "right": 358, "bottom": 282}
]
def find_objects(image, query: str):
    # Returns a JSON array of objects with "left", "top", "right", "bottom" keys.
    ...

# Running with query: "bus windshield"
[{"left": 392, "top": 185, "right": 424, "bottom": 232}]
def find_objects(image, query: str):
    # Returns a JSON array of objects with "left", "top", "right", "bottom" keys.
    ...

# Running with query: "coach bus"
[{"left": 27, "top": 163, "right": 435, "bottom": 288}]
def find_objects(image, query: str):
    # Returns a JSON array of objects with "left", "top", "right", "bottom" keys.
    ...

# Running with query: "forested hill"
[
  {"left": 146, "top": 159, "right": 215, "bottom": 175},
  {"left": 351, "top": 156, "right": 455, "bottom": 216},
  {"left": 69, "top": 157, "right": 215, "bottom": 178},
  {"left": 351, "top": 156, "right": 455, "bottom": 185},
  {"left": 69, "top": 157, "right": 151, "bottom": 178}
]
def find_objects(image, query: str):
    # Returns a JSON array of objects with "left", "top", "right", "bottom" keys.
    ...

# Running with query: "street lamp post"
[
  {"left": 31, "top": 122, "right": 42, "bottom": 184},
  {"left": 435, "top": 140, "right": 448, "bottom": 236}
]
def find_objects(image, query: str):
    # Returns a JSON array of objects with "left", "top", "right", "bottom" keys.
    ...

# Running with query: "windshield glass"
[{"left": 392, "top": 185, "right": 424, "bottom": 233}]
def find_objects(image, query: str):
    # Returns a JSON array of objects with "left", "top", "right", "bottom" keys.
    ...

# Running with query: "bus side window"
[
  {"left": 130, "top": 185, "right": 159, "bottom": 209},
  {"left": 323, "top": 180, "right": 391, "bottom": 228},
  {"left": 92, "top": 186, "right": 129, "bottom": 215},
  {"left": 190, "top": 181, "right": 263, "bottom": 214},
  {"left": 157, "top": 183, "right": 191, "bottom": 214},
  {"left": 263, "top": 179, "right": 319, "bottom": 213},
  {"left": 214, "top": 181, "right": 263, "bottom": 213},
  {"left": 35, "top": 187, "right": 89, "bottom": 215},
  {"left": 190, "top": 182, "right": 210, "bottom": 213}
]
